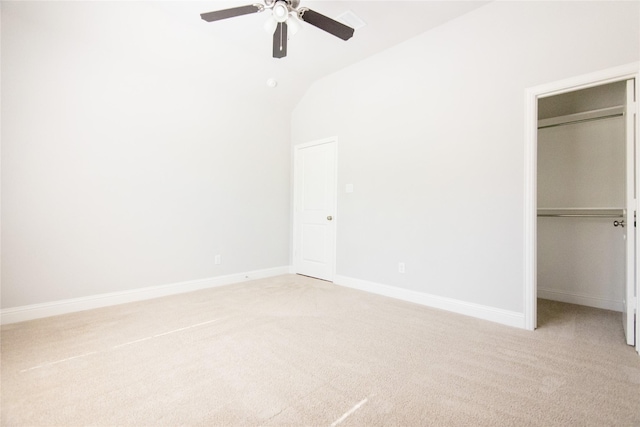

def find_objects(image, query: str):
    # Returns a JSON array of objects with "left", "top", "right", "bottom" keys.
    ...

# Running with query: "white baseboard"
[
  {"left": 0, "top": 266, "right": 290, "bottom": 325},
  {"left": 333, "top": 275, "right": 526, "bottom": 329},
  {"left": 537, "top": 288, "right": 622, "bottom": 312}
]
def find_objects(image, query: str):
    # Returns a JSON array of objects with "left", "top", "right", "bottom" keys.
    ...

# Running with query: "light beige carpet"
[{"left": 1, "top": 274, "right": 639, "bottom": 426}]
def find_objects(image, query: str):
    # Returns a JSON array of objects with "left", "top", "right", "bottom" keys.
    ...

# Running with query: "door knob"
[
  {"left": 614, "top": 220, "right": 625, "bottom": 227},
  {"left": 327, "top": 216, "right": 333, "bottom": 221}
]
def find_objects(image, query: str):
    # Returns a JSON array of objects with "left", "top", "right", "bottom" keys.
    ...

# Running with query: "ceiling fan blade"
[
  {"left": 298, "top": 8, "right": 354, "bottom": 41},
  {"left": 273, "top": 21, "right": 288, "bottom": 58},
  {"left": 200, "top": 4, "right": 263, "bottom": 23}
]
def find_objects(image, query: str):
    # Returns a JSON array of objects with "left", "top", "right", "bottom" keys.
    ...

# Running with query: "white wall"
[
  {"left": 291, "top": 1, "right": 640, "bottom": 313},
  {"left": 1, "top": 2, "right": 291, "bottom": 308}
]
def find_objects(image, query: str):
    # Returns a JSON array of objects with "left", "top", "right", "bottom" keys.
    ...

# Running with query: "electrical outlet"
[
  {"left": 398, "top": 262, "right": 405, "bottom": 274},
  {"left": 214, "top": 255, "right": 221, "bottom": 265}
]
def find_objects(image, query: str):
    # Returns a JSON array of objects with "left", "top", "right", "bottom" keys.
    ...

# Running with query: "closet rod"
[{"left": 537, "top": 112, "right": 623, "bottom": 130}]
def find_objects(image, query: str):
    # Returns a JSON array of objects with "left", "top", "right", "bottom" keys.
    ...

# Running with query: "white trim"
[
  {"left": 524, "top": 62, "right": 640, "bottom": 340},
  {"left": 0, "top": 266, "right": 290, "bottom": 325},
  {"left": 637, "top": 75, "right": 640, "bottom": 353},
  {"left": 524, "top": 86, "right": 538, "bottom": 331},
  {"left": 624, "top": 78, "right": 637, "bottom": 345},
  {"left": 537, "top": 288, "right": 622, "bottom": 312},
  {"left": 294, "top": 136, "right": 338, "bottom": 151},
  {"left": 292, "top": 137, "right": 338, "bottom": 281},
  {"left": 532, "top": 63, "right": 640, "bottom": 99},
  {"left": 334, "top": 275, "right": 525, "bottom": 329}
]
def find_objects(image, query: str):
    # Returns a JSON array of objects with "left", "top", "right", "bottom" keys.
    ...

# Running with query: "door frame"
[
  {"left": 524, "top": 62, "right": 640, "bottom": 353},
  {"left": 292, "top": 137, "right": 338, "bottom": 281}
]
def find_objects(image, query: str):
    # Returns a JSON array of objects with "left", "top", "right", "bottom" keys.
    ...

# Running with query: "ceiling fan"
[{"left": 200, "top": 0, "right": 355, "bottom": 59}]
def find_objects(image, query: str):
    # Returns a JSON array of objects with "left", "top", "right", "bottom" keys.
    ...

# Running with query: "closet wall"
[{"left": 537, "top": 81, "right": 627, "bottom": 312}]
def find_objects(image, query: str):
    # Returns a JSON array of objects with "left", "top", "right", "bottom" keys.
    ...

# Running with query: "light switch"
[{"left": 345, "top": 184, "right": 354, "bottom": 193}]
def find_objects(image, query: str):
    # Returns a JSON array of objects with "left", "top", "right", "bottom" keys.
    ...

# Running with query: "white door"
[
  {"left": 293, "top": 139, "right": 337, "bottom": 281},
  {"left": 624, "top": 78, "right": 637, "bottom": 346}
]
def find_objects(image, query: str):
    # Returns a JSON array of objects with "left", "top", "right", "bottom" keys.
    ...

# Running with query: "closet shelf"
[
  {"left": 537, "top": 208, "right": 624, "bottom": 218},
  {"left": 538, "top": 105, "right": 624, "bottom": 129}
]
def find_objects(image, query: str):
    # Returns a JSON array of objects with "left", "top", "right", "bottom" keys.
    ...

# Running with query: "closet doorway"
[{"left": 536, "top": 78, "right": 636, "bottom": 346}]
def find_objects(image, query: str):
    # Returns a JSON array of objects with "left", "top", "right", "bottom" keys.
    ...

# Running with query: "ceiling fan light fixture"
[
  {"left": 287, "top": 14, "right": 301, "bottom": 36},
  {"left": 272, "top": 1, "right": 289, "bottom": 23},
  {"left": 264, "top": 15, "right": 278, "bottom": 34}
]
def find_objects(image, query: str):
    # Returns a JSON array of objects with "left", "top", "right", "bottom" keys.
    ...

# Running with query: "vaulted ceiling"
[{"left": 10, "top": 1, "right": 490, "bottom": 110}]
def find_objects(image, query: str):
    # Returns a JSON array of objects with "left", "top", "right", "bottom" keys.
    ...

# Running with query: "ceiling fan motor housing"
[{"left": 264, "top": 0, "right": 299, "bottom": 10}]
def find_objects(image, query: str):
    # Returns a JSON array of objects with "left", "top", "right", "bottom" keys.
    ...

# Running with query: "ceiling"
[
  {"left": 10, "top": 1, "right": 490, "bottom": 109},
  {"left": 184, "top": 1, "right": 488, "bottom": 77},
  {"left": 166, "top": 1, "right": 490, "bottom": 104}
]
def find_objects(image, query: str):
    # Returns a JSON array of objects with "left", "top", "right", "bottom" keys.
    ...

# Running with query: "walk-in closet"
[{"left": 537, "top": 80, "right": 633, "bottom": 343}]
